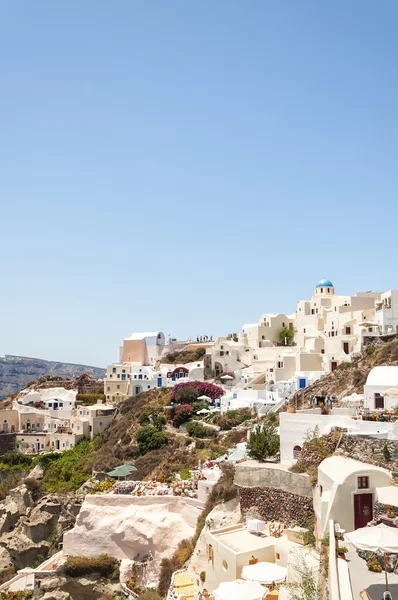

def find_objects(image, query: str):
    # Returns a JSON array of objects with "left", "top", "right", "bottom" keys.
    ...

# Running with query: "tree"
[
  {"left": 135, "top": 426, "right": 168, "bottom": 455},
  {"left": 278, "top": 326, "right": 295, "bottom": 346},
  {"left": 186, "top": 421, "right": 213, "bottom": 438},
  {"left": 247, "top": 422, "right": 280, "bottom": 461}
]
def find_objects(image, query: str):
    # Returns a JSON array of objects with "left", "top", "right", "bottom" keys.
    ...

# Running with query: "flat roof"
[{"left": 211, "top": 527, "right": 275, "bottom": 553}]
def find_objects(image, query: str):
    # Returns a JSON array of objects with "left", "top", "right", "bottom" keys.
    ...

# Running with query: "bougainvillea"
[
  {"left": 171, "top": 381, "right": 225, "bottom": 403},
  {"left": 172, "top": 404, "right": 194, "bottom": 427}
]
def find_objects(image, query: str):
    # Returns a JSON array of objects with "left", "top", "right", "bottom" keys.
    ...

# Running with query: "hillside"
[
  {"left": 0, "top": 355, "right": 105, "bottom": 399},
  {"left": 290, "top": 338, "right": 398, "bottom": 409}
]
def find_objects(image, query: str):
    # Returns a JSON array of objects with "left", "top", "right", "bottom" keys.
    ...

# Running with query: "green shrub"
[
  {"left": 186, "top": 422, "right": 214, "bottom": 438},
  {"left": 247, "top": 422, "right": 280, "bottom": 461},
  {"left": 0, "top": 451, "right": 33, "bottom": 470},
  {"left": 179, "top": 468, "right": 191, "bottom": 480},
  {"left": 383, "top": 443, "right": 391, "bottom": 462},
  {"left": 89, "top": 478, "right": 114, "bottom": 494},
  {"left": 42, "top": 440, "right": 93, "bottom": 493},
  {"left": 172, "top": 404, "right": 194, "bottom": 427},
  {"left": 64, "top": 554, "right": 119, "bottom": 579},
  {"left": 136, "top": 426, "right": 168, "bottom": 455},
  {"left": 76, "top": 394, "right": 106, "bottom": 405}
]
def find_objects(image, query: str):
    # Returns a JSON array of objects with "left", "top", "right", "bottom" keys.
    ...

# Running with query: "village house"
[{"left": 364, "top": 365, "right": 398, "bottom": 411}]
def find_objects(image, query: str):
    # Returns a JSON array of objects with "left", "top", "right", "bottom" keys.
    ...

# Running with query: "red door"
[
  {"left": 343, "top": 342, "right": 349, "bottom": 354},
  {"left": 354, "top": 494, "right": 373, "bottom": 529}
]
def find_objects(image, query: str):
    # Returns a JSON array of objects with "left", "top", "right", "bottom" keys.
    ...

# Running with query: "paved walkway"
[{"left": 346, "top": 548, "right": 398, "bottom": 599}]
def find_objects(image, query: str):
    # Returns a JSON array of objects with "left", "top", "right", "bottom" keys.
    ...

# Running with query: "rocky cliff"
[{"left": 0, "top": 355, "right": 105, "bottom": 399}]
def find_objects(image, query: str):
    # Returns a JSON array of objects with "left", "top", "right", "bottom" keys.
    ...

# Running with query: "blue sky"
[{"left": 1, "top": 1, "right": 397, "bottom": 367}]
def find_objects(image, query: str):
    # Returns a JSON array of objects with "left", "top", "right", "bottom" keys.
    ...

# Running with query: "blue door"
[
  {"left": 135, "top": 386, "right": 140, "bottom": 395},
  {"left": 299, "top": 378, "right": 306, "bottom": 389},
  {"left": 157, "top": 377, "right": 162, "bottom": 387}
]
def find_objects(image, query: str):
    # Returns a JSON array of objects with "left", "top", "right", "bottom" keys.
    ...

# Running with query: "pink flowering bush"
[
  {"left": 172, "top": 404, "right": 194, "bottom": 427},
  {"left": 172, "top": 381, "right": 225, "bottom": 404}
]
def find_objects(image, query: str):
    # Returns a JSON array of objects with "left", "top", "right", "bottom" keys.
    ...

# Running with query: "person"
[
  {"left": 197, "top": 336, "right": 199, "bottom": 342},
  {"left": 210, "top": 335, "right": 212, "bottom": 341},
  {"left": 200, "top": 336, "right": 202, "bottom": 342}
]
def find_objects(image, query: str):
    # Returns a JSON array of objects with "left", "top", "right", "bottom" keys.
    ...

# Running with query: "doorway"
[
  {"left": 354, "top": 493, "right": 373, "bottom": 529},
  {"left": 331, "top": 361, "right": 338, "bottom": 372},
  {"left": 343, "top": 342, "right": 349, "bottom": 355}
]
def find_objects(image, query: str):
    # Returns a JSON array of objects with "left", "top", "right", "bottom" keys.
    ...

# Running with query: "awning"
[
  {"left": 383, "top": 386, "right": 398, "bottom": 398},
  {"left": 107, "top": 465, "right": 137, "bottom": 478},
  {"left": 376, "top": 486, "right": 398, "bottom": 508}
]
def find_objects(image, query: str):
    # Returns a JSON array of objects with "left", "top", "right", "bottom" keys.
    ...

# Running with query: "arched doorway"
[{"left": 215, "top": 362, "right": 223, "bottom": 377}]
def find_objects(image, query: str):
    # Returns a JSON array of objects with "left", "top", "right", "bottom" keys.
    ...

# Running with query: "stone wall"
[
  {"left": 0, "top": 433, "right": 16, "bottom": 457},
  {"left": 234, "top": 463, "right": 313, "bottom": 497},
  {"left": 337, "top": 435, "right": 398, "bottom": 475},
  {"left": 374, "top": 501, "right": 398, "bottom": 520},
  {"left": 239, "top": 486, "right": 314, "bottom": 528}
]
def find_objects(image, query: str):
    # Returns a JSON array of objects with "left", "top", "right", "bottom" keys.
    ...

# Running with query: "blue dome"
[{"left": 316, "top": 279, "right": 333, "bottom": 288}]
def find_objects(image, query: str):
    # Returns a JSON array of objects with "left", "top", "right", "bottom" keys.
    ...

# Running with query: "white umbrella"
[
  {"left": 242, "top": 561, "right": 287, "bottom": 585},
  {"left": 213, "top": 579, "right": 268, "bottom": 600},
  {"left": 220, "top": 374, "right": 234, "bottom": 380},
  {"left": 196, "top": 408, "right": 210, "bottom": 415},
  {"left": 345, "top": 524, "right": 398, "bottom": 591},
  {"left": 197, "top": 395, "right": 212, "bottom": 402},
  {"left": 210, "top": 407, "right": 221, "bottom": 413},
  {"left": 345, "top": 524, "right": 398, "bottom": 554}
]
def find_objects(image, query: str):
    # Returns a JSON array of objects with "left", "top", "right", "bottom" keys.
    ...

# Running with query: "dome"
[{"left": 316, "top": 278, "right": 333, "bottom": 288}]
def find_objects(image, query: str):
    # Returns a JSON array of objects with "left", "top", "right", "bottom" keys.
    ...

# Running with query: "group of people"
[{"left": 196, "top": 335, "right": 212, "bottom": 342}]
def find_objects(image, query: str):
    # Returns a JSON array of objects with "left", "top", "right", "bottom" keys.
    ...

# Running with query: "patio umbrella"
[
  {"left": 345, "top": 524, "right": 398, "bottom": 590},
  {"left": 197, "top": 395, "right": 212, "bottom": 402},
  {"left": 212, "top": 579, "right": 267, "bottom": 600},
  {"left": 220, "top": 374, "right": 234, "bottom": 380},
  {"left": 106, "top": 465, "right": 137, "bottom": 479},
  {"left": 196, "top": 408, "right": 210, "bottom": 415},
  {"left": 242, "top": 561, "right": 287, "bottom": 585}
]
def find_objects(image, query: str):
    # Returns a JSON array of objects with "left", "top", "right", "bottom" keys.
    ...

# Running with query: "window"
[
  {"left": 112, "top": 368, "right": 116, "bottom": 373},
  {"left": 276, "top": 552, "right": 281, "bottom": 560},
  {"left": 222, "top": 560, "right": 228, "bottom": 571},
  {"left": 321, "top": 288, "right": 323, "bottom": 293},
  {"left": 375, "top": 394, "right": 384, "bottom": 409},
  {"left": 321, "top": 349, "right": 325, "bottom": 354},
  {"left": 262, "top": 335, "right": 265, "bottom": 340},
  {"left": 107, "top": 387, "right": 110, "bottom": 392},
  {"left": 293, "top": 445, "right": 302, "bottom": 459},
  {"left": 117, "top": 385, "right": 120, "bottom": 390},
  {"left": 357, "top": 476, "right": 369, "bottom": 489},
  {"left": 282, "top": 322, "right": 285, "bottom": 327},
  {"left": 207, "top": 544, "right": 214, "bottom": 564}
]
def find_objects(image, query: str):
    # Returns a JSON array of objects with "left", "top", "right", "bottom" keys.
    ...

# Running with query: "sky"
[{"left": 1, "top": 1, "right": 398, "bottom": 367}]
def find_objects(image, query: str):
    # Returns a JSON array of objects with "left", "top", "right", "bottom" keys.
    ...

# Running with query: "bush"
[
  {"left": 212, "top": 409, "right": 252, "bottom": 430},
  {"left": 186, "top": 422, "right": 214, "bottom": 438},
  {"left": 172, "top": 381, "right": 224, "bottom": 403},
  {"left": 76, "top": 394, "right": 106, "bottom": 405},
  {"left": 140, "top": 592, "right": 162, "bottom": 600},
  {"left": 41, "top": 440, "right": 93, "bottom": 493},
  {"left": 0, "top": 451, "right": 33, "bottom": 469},
  {"left": 247, "top": 422, "right": 280, "bottom": 461},
  {"left": 64, "top": 554, "right": 119, "bottom": 579},
  {"left": 89, "top": 479, "right": 114, "bottom": 494},
  {"left": 158, "top": 558, "right": 174, "bottom": 597},
  {"left": 172, "top": 404, "right": 194, "bottom": 427},
  {"left": 383, "top": 443, "right": 391, "bottom": 462},
  {"left": 136, "top": 426, "right": 168, "bottom": 455}
]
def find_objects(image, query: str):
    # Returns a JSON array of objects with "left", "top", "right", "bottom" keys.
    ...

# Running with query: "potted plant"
[
  {"left": 386, "top": 505, "right": 395, "bottom": 519},
  {"left": 366, "top": 555, "right": 383, "bottom": 572},
  {"left": 337, "top": 546, "right": 347, "bottom": 560}
]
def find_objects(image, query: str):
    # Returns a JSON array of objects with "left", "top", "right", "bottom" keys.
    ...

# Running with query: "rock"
[
  {"left": 0, "top": 500, "right": 20, "bottom": 535},
  {"left": 0, "top": 546, "right": 15, "bottom": 585},
  {"left": 24, "top": 509, "right": 57, "bottom": 543},
  {"left": 8, "top": 485, "right": 33, "bottom": 515},
  {"left": 0, "top": 529, "right": 50, "bottom": 569},
  {"left": 28, "top": 463, "right": 44, "bottom": 480},
  {"left": 42, "top": 592, "right": 71, "bottom": 600}
]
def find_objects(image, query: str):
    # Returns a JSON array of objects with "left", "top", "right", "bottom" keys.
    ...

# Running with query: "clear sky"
[{"left": 1, "top": 1, "right": 398, "bottom": 367}]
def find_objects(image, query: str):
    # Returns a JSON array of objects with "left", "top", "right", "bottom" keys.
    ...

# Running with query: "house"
[
  {"left": 105, "top": 363, "right": 132, "bottom": 404},
  {"left": 119, "top": 331, "right": 165, "bottom": 365},
  {"left": 204, "top": 523, "right": 302, "bottom": 594},
  {"left": 279, "top": 410, "right": 398, "bottom": 465},
  {"left": 314, "top": 456, "right": 392, "bottom": 537},
  {"left": 364, "top": 366, "right": 398, "bottom": 411}
]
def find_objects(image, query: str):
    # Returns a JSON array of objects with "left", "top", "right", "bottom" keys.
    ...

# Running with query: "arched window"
[{"left": 293, "top": 445, "right": 302, "bottom": 460}]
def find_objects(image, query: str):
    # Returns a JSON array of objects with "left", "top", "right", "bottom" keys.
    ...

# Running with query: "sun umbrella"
[
  {"left": 197, "top": 395, "right": 212, "bottom": 402},
  {"left": 242, "top": 561, "right": 287, "bottom": 585},
  {"left": 106, "top": 465, "right": 137, "bottom": 479},
  {"left": 345, "top": 524, "right": 398, "bottom": 590},
  {"left": 220, "top": 374, "right": 234, "bottom": 380},
  {"left": 212, "top": 579, "right": 268, "bottom": 600},
  {"left": 383, "top": 387, "right": 398, "bottom": 398},
  {"left": 196, "top": 408, "right": 210, "bottom": 415}
]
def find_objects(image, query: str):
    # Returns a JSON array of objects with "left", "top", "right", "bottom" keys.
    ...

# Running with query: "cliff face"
[{"left": 0, "top": 355, "right": 105, "bottom": 399}]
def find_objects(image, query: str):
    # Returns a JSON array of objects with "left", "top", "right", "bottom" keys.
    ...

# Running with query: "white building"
[
  {"left": 314, "top": 456, "right": 392, "bottom": 537},
  {"left": 364, "top": 366, "right": 398, "bottom": 412},
  {"left": 279, "top": 410, "right": 398, "bottom": 465}
]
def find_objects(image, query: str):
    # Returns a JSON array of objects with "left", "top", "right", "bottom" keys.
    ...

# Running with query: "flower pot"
[{"left": 338, "top": 553, "right": 346, "bottom": 560}]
